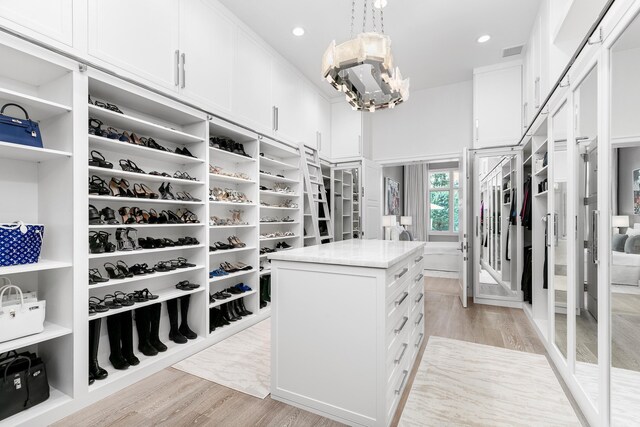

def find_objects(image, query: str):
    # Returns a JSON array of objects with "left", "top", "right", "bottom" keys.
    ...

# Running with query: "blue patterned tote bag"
[{"left": 0, "top": 222, "right": 44, "bottom": 267}]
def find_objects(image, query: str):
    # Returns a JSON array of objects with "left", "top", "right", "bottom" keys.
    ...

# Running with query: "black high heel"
[
  {"left": 89, "top": 176, "right": 111, "bottom": 195},
  {"left": 89, "top": 231, "right": 105, "bottom": 254},
  {"left": 116, "top": 228, "right": 133, "bottom": 251},
  {"left": 126, "top": 228, "right": 141, "bottom": 250},
  {"left": 116, "top": 261, "right": 134, "bottom": 278},
  {"left": 100, "top": 207, "right": 120, "bottom": 224},
  {"left": 89, "top": 150, "right": 114, "bottom": 169},
  {"left": 104, "top": 262, "right": 125, "bottom": 279},
  {"left": 89, "top": 268, "right": 109, "bottom": 284},
  {"left": 88, "top": 118, "right": 105, "bottom": 137},
  {"left": 98, "top": 231, "right": 116, "bottom": 252},
  {"left": 89, "top": 205, "right": 105, "bottom": 225},
  {"left": 159, "top": 183, "right": 176, "bottom": 200},
  {"left": 118, "top": 207, "right": 136, "bottom": 224},
  {"left": 109, "top": 178, "right": 124, "bottom": 197}
]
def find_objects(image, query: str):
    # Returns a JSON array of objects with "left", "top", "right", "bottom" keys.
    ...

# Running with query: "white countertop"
[{"left": 268, "top": 239, "right": 425, "bottom": 268}]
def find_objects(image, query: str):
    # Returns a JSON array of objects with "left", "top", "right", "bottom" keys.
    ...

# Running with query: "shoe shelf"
[
  {"left": 89, "top": 223, "right": 204, "bottom": 230},
  {"left": 88, "top": 105, "right": 204, "bottom": 145},
  {"left": 209, "top": 289, "right": 257, "bottom": 309},
  {"left": 89, "top": 135, "right": 205, "bottom": 165},
  {"left": 209, "top": 246, "right": 257, "bottom": 255},
  {"left": 259, "top": 235, "right": 298, "bottom": 242},
  {"left": 88, "top": 244, "right": 205, "bottom": 259},
  {"left": 259, "top": 172, "right": 299, "bottom": 184},
  {"left": 88, "top": 266, "right": 205, "bottom": 290},
  {"left": 259, "top": 269, "right": 272, "bottom": 277},
  {"left": 209, "top": 200, "right": 256, "bottom": 207},
  {"left": 89, "top": 195, "right": 203, "bottom": 206},
  {"left": 0, "top": 141, "right": 73, "bottom": 162},
  {"left": 259, "top": 155, "right": 298, "bottom": 170},
  {"left": 260, "top": 190, "right": 299, "bottom": 197},
  {"left": 209, "top": 173, "right": 256, "bottom": 184},
  {"left": 260, "top": 206, "right": 299, "bottom": 211},
  {"left": 259, "top": 222, "right": 299, "bottom": 225},
  {"left": 89, "top": 166, "right": 205, "bottom": 187},
  {"left": 0, "top": 322, "right": 73, "bottom": 354},
  {"left": 89, "top": 286, "right": 206, "bottom": 321},
  {"left": 0, "top": 87, "right": 72, "bottom": 120},
  {"left": 0, "top": 259, "right": 72, "bottom": 275},
  {"left": 209, "top": 224, "right": 255, "bottom": 229},
  {"left": 209, "top": 146, "right": 257, "bottom": 163},
  {"left": 209, "top": 269, "right": 256, "bottom": 283},
  {"left": 1, "top": 386, "right": 73, "bottom": 426}
]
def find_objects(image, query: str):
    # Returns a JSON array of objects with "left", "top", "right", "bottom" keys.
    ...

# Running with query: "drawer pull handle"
[
  {"left": 394, "top": 343, "right": 408, "bottom": 364},
  {"left": 415, "top": 293, "right": 424, "bottom": 304},
  {"left": 415, "top": 313, "right": 424, "bottom": 326},
  {"left": 414, "top": 255, "right": 424, "bottom": 263},
  {"left": 414, "top": 273, "right": 424, "bottom": 282},
  {"left": 395, "top": 370, "right": 409, "bottom": 395},
  {"left": 395, "top": 292, "right": 409, "bottom": 306},
  {"left": 395, "top": 316, "right": 408, "bottom": 334},
  {"left": 395, "top": 268, "right": 408, "bottom": 280},
  {"left": 415, "top": 333, "right": 424, "bottom": 348}
]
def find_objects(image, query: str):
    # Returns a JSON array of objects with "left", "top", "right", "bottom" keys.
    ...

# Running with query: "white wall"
[{"left": 371, "top": 80, "right": 473, "bottom": 162}]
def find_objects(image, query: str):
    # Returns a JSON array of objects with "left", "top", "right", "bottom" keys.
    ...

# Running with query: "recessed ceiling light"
[
  {"left": 374, "top": 0, "right": 388, "bottom": 9},
  {"left": 292, "top": 27, "right": 305, "bottom": 37},
  {"left": 477, "top": 34, "right": 491, "bottom": 43}
]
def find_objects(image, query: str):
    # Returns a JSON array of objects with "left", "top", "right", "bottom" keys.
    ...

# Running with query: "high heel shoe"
[
  {"left": 89, "top": 231, "right": 105, "bottom": 254},
  {"left": 89, "top": 150, "right": 114, "bottom": 169},
  {"left": 118, "top": 207, "right": 136, "bottom": 224},
  {"left": 116, "top": 261, "right": 134, "bottom": 278},
  {"left": 148, "top": 209, "right": 160, "bottom": 224},
  {"left": 119, "top": 179, "right": 135, "bottom": 198},
  {"left": 98, "top": 231, "right": 116, "bottom": 252},
  {"left": 89, "top": 176, "right": 111, "bottom": 195},
  {"left": 104, "top": 262, "right": 126, "bottom": 279},
  {"left": 89, "top": 205, "right": 105, "bottom": 225},
  {"left": 140, "top": 184, "right": 158, "bottom": 199},
  {"left": 159, "top": 182, "right": 176, "bottom": 200},
  {"left": 100, "top": 207, "right": 120, "bottom": 225},
  {"left": 109, "top": 178, "right": 124, "bottom": 197},
  {"left": 126, "top": 228, "right": 141, "bottom": 250},
  {"left": 116, "top": 227, "right": 133, "bottom": 251},
  {"left": 89, "top": 268, "right": 109, "bottom": 284}
]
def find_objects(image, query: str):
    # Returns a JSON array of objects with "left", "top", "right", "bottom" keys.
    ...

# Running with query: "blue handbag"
[
  {"left": 0, "top": 104, "right": 43, "bottom": 148},
  {"left": 0, "top": 222, "right": 44, "bottom": 267}
]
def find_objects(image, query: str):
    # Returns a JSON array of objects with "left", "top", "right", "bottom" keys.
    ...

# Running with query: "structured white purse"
[
  {"left": 0, "top": 284, "right": 46, "bottom": 343},
  {"left": 0, "top": 278, "right": 38, "bottom": 305}
]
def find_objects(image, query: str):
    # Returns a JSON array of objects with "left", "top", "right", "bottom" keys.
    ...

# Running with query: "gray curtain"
[{"left": 404, "top": 164, "right": 428, "bottom": 241}]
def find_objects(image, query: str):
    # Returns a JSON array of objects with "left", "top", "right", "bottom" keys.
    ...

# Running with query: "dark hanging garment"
[
  {"left": 543, "top": 219, "right": 548, "bottom": 289},
  {"left": 505, "top": 226, "right": 511, "bottom": 261},
  {"left": 520, "top": 177, "right": 532, "bottom": 229},
  {"left": 509, "top": 189, "right": 518, "bottom": 225},
  {"left": 522, "top": 246, "right": 533, "bottom": 304}
]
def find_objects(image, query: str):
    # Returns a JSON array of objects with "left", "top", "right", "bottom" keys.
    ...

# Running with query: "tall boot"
[
  {"left": 120, "top": 311, "right": 141, "bottom": 364},
  {"left": 167, "top": 298, "right": 187, "bottom": 344},
  {"left": 148, "top": 303, "right": 167, "bottom": 352},
  {"left": 178, "top": 295, "right": 197, "bottom": 340},
  {"left": 238, "top": 297, "right": 253, "bottom": 316},
  {"left": 227, "top": 300, "right": 241, "bottom": 321},
  {"left": 134, "top": 307, "right": 157, "bottom": 356},
  {"left": 107, "top": 315, "right": 129, "bottom": 370},
  {"left": 221, "top": 303, "right": 236, "bottom": 322},
  {"left": 89, "top": 319, "right": 108, "bottom": 382},
  {"left": 265, "top": 275, "right": 271, "bottom": 302}
]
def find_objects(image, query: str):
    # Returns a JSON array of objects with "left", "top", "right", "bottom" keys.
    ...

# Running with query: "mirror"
[{"left": 610, "top": 13, "right": 640, "bottom": 425}]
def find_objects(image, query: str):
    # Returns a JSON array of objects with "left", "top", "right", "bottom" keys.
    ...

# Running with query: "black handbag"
[{"left": 0, "top": 351, "right": 50, "bottom": 421}]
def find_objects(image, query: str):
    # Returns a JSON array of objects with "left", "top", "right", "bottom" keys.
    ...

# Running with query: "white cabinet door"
[
  {"left": 300, "top": 82, "right": 320, "bottom": 148},
  {"left": 88, "top": 0, "right": 180, "bottom": 90},
  {"left": 179, "top": 0, "right": 234, "bottom": 114},
  {"left": 362, "top": 158, "right": 382, "bottom": 239},
  {"left": 473, "top": 62, "right": 523, "bottom": 148},
  {"left": 233, "top": 28, "right": 272, "bottom": 134},
  {"left": 272, "top": 59, "right": 302, "bottom": 143},
  {"left": 318, "top": 95, "right": 331, "bottom": 158},
  {"left": 0, "top": 0, "right": 72, "bottom": 46},
  {"left": 330, "top": 101, "right": 362, "bottom": 159}
]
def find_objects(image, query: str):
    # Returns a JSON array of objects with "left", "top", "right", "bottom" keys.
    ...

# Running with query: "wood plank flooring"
[{"left": 56, "top": 276, "right": 562, "bottom": 427}]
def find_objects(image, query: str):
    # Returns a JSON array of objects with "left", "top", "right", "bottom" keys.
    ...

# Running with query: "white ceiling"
[{"left": 219, "top": 0, "right": 542, "bottom": 98}]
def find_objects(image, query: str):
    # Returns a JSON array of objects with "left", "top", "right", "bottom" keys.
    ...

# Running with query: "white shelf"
[
  {"left": 89, "top": 135, "right": 205, "bottom": 165},
  {"left": 259, "top": 155, "right": 298, "bottom": 170},
  {"left": 535, "top": 190, "right": 549, "bottom": 198},
  {"left": 0, "top": 87, "right": 72, "bottom": 120},
  {"left": 89, "top": 223, "right": 203, "bottom": 230},
  {"left": 0, "top": 259, "right": 72, "bottom": 275},
  {"left": 209, "top": 173, "right": 256, "bottom": 184},
  {"left": 88, "top": 104, "right": 203, "bottom": 144},
  {"left": 89, "top": 287, "right": 205, "bottom": 320},
  {"left": 260, "top": 205, "right": 299, "bottom": 210},
  {"left": 534, "top": 165, "right": 548, "bottom": 176},
  {"left": 88, "top": 244, "right": 205, "bottom": 259},
  {"left": 209, "top": 247, "right": 257, "bottom": 255},
  {"left": 259, "top": 222, "right": 299, "bottom": 225},
  {"left": 2, "top": 386, "right": 72, "bottom": 426},
  {"left": 260, "top": 269, "right": 272, "bottom": 276},
  {"left": 89, "top": 194, "right": 203, "bottom": 206},
  {"left": 534, "top": 139, "right": 548, "bottom": 155},
  {"left": 260, "top": 190, "right": 299, "bottom": 197},
  {"left": 259, "top": 172, "right": 299, "bottom": 184},
  {"left": 209, "top": 224, "right": 255, "bottom": 229},
  {"left": 259, "top": 235, "right": 298, "bottom": 242},
  {"left": 0, "top": 322, "right": 72, "bottom": 353},
  {"left": 0, "top": 141, "right": 72, "bottom": 162},
  {"left": 524, "top": 154, "right": 533, "bottom": 165},
  {"left": 89, "top": 166, "right": 204, "bottom": 187},
  {"left": 210, "top": 146, "right": 257, "bottom": 163},
  {"left": 209, "top": 200, "right": 256, "bottom": 207},
  {"left": 209, "top": 289, "right": 257, "bottom": 308},
  {"left": 89, "top": 266, "right": 205, "bottom": 290},
  {"left": 209, "top": 269, "right": 256, "bottom": 283}
]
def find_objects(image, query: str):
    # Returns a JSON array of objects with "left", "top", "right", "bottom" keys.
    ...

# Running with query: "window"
[{"left": 428, "top": 169, "right": 459, "bottom": 233}]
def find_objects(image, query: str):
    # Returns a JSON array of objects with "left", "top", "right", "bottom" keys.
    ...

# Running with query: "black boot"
[
  {"left": 233, "top": 299, "right": 247, "bottom": 317},
  {"left": 179, "top": 295, "right": 197, "bottom": 340},
  {"left": 107, "top": 315, "right": 129, "bottom": 370},
  {"left": 167, "top": 299, "right": 187, "bottom": 344},
  {"left": 89, "top": 319, "right": 108, "bottom": 382},
  {"left": 265, "top": 275, "right": 271, "bottom": 302},
  {"left": 238, "top": 298, "right": 253, "bottom": 316},
  {"left": 227, "top": 300, "right": 241, "bottom": 321},
  {"left": 149, "top": 303, "right": 167, "bottom": 352},
  {"left": 120, "top": 311, "right": 141, "bottom": 364},
  {"left": 134, "top": 307, "right": 158, "bottom": 356},
  {"left": 221, "top": 303, "right": 236, "bottom": 322}
]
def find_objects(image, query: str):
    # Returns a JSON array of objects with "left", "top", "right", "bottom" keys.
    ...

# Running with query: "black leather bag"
[{"left": 0, "top": 351, "right": 50, "bottom": 421}]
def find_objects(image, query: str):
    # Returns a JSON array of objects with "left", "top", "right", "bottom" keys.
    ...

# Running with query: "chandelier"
[{"left": 322, "top": 0, "right": 409, "bottom": 112}]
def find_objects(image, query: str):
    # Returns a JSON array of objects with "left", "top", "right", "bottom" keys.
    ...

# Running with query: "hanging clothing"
[
  {"left": 520, "top": 176, "right": 532, "bottom": 229},
  {"left": 509, "top": 189, "right": 518, "bottom": 225},
  {"left": 522, "top": 246, "right": 533, "bottom": 304},
  {"left": 543, "top": 218, "right": 548, "bottom": 289},
  {"left": 505, "top": 226, "right": 511, "bottom": 261}
]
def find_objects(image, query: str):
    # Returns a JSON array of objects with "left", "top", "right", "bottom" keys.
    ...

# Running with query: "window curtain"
[{"left": 404, "top": 164, "right": 428, "bottom": 241}]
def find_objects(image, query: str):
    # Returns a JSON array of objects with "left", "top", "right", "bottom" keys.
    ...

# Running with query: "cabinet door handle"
[
  {"left": 395, "top": 370, "right": 409, "bottom": 395},
  {"left": 475, "top": 119, "right": 479, "bottom": 142},
  {"left": 174, "top": 50, "right": 180, "bottom": 86},
  {"left": 358, "top": 135, "right": 362, "bottom": 155},
  {"left": 395, "top": 291, "right": 409, "bottom": 307},
  {"left": 272, "top": 106, "right": 276, "bottom": 131},
  {"left": 593, "top": 210, "right": 599, "bottom": 264},
  {"left": 275, "top": 107, "right": 279, "bottom": 131},
  {"left": 395, "top": 268, "right": 408, "bottom": 280},
  {"left": 415, "top": 293, "right": 424, "bottom": 304},
  {"left": 415, "top": 312, "right": 424, "bottom": 326},
  {"left": 414, "top": 255, "right": 424, "bottom": 263},
  {"left": 180, "top": 53, "right": 186, "bottom": 89},
  {"left": 414, "top": 273, "right": 424, "bottom": 283},
  {"left": 394, "top": 316, "right": 408, "bottom": 334},
  {"left": 394, "top": 343, "right": 408, "bottom": 364},
  {"left": 318, "top": 131, "right": 322, "bottom": 151},
  {"left": 415, "top": 333, "right": 424, "bottom": 348}
]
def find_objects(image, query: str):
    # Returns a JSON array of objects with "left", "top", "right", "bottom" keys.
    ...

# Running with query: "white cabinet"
[
  {"left": 232, "top": 27, "right": 272, "bottom": 135},
  {"left": 318, "top": 95, "right": 331, "bottom": 158},
  {"left": 179, "top": 0, "right": 234, "bottom": 114},
  {"left": 87, "top": 0, "right": 181, "bottom": 90},
  {"left": 0, "top": 0, "right": 73, "bottom": 47},
  {"left": 271, "top": 59, "right": 302, "bottom": 143},
  {"left": 331, "top": 101, "right": 362, "bottom": 159},
  {"left": 300, "top": 82, "right": 320, "bottom": 148},
  {"left": 473, "top": 61, "right": 523, "bottom": 148}
]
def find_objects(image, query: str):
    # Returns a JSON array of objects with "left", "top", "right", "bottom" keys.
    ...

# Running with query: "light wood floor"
[{"left": 56, "top": 277, "right": 561, "bottom": 427}]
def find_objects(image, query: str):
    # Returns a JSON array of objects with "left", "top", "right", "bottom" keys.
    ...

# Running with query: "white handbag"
[
  {"left": 0, "top": 278, "right": 38, "bottom": 305},
  {"left": 0, "top": 284, "right": 46, "bottom": 343}
]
